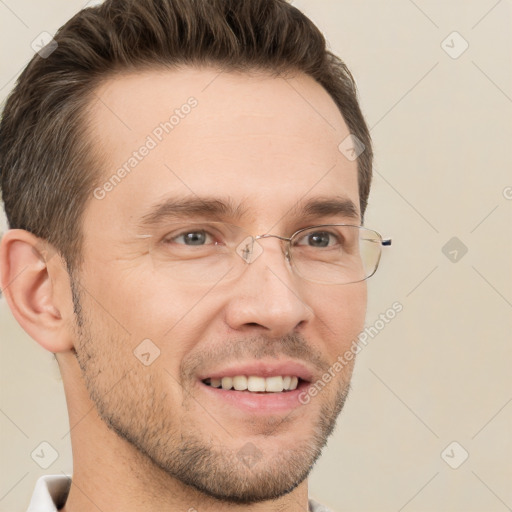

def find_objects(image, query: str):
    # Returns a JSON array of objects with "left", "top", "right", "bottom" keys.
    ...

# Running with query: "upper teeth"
[{"left": 207, "top": 376, "right": 299, "bottom": 392}]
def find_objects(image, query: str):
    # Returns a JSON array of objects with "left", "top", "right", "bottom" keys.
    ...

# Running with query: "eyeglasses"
[{"left": 144, "top": 222, "right": 391, "bottom": 285}]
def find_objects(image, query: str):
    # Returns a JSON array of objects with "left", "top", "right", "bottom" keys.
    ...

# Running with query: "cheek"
[
  {"left": 84, "top": 257, "right": 207, "bottom": 334},
  {"left": 313, "top": 282, "right": 367, "bottom": 351}
]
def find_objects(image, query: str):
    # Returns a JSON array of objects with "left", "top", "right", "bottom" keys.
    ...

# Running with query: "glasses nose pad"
[{"left": 235, "top": 236, "right": 264, "bottom": 264}]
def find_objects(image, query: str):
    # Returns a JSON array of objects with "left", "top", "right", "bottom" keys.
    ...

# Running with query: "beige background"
[{"left": 1, "top": 1, "right": 511, "bottom": 511}]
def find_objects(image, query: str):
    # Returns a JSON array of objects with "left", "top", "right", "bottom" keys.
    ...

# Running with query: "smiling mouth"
[{"left": 202, "top": 375, "right": 303, "bottom": 393}]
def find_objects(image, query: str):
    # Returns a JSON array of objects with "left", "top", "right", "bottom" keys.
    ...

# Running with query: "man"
[{"left": 0, "top": 0, "right": 389, "bottom": 510}]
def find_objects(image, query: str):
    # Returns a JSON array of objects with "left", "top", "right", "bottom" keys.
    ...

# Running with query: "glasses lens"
[
  {"left": 147, "top": 222, "right": 247, "bottom": 284},
  {"left": 289, "top": 225, "right": 382, "bottom": 284},
  {"left": 146, "top": 222, "right": 384, "bottom": 286}
]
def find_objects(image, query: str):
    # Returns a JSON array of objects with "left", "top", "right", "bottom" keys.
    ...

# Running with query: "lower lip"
[{"left": 198, "top": 380, "right": 310, "bottom": 413}]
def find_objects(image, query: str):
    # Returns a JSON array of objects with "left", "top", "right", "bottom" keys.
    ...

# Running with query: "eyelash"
[
  {"left": 161, "top": 226, "right": 344, "bottom": 249},
  {"left": 162, "top": 227, "right": 221, "bottom": 245}
]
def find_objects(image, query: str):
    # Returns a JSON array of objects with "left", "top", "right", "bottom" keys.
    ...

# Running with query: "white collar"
[{"left": 27, "top": 475, "right": 71, "bottom": 512}]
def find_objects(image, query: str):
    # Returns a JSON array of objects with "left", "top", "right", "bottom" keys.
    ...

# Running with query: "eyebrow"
[
  {"left": 138, "top": 195, "right": 360, "bottom": 229},
  {"left": 290, "top": 196, "right": 360, "bottom": 222},
  {"left": 138, "top": 196, "right": 251, "bottom": 228}
]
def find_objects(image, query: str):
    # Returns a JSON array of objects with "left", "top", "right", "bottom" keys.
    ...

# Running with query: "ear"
[{"left": 0, "top": 229, "right": 75, "bottom": 353}]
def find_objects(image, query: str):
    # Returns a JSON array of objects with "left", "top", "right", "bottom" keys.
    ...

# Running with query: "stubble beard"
[{"left": 69, "top": 275, "right": 352, "bottom": 504}]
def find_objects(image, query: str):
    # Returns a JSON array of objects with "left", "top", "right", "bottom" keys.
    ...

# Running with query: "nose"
[{"left": 223, "top": 237, "right": 314, "bottom": 337}]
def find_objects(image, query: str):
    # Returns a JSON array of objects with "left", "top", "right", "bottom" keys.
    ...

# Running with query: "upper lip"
[{"left": 198, "top": 360, "right": 314, "bottom": 383}]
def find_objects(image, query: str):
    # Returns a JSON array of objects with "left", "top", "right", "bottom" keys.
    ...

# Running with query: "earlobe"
[{"left": 0, "top": 229, "right": 75, "bottom": 353}]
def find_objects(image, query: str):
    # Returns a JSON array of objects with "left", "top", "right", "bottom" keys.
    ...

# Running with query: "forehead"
[{"left": 84, "top": 67, "right": 360, "bottom": 233}]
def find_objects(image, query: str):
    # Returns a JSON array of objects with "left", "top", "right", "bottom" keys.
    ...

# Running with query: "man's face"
[{"left": 72, "top": 67, "right": 366, "bottom": 502}]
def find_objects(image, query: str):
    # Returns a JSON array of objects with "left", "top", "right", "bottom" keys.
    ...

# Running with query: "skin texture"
[{"left": 0, "top": 67, "right": 367, "bottom": 512}]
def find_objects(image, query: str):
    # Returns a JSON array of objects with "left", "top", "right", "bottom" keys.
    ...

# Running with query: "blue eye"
[
  {"left": 173, "top": 230, "right": 212, "bottom": 246},
  {"left": 161, "top": 226, "right": 226, "bottom": 249},
  {"left": 296, "top": 230, "right": 340, "bottom": 248}
]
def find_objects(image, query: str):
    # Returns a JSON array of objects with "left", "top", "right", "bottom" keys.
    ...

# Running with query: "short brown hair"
[{"left": 0, "top": 0, "right": 372, "bottom": 271}]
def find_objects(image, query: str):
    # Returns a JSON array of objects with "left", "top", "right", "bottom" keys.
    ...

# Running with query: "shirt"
[{"left": 27, "top": 475, "right": 332, "bottom": 511}]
